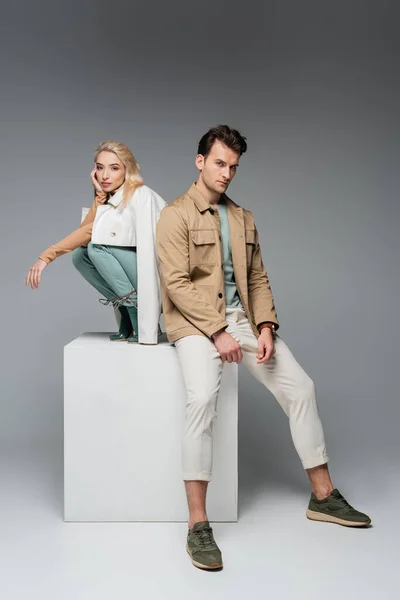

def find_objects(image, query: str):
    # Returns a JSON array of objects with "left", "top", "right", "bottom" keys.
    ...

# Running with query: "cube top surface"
[{"left": 65, "top": 332, "right": 172, "bottom": 350}]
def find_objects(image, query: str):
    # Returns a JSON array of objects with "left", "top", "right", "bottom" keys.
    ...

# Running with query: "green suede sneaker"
[
  {"left": 186, "top": 521, "right": 223, "bottom": 570},
  {"left": 306, "top": 488, "right": 371, "bottom": 527}
]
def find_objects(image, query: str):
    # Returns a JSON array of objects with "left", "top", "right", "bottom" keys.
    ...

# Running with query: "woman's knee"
[
  {"left": 71, "top": 246, "right": 88, "bottom": 270},
  {"left": 86, "top": 241, "right": 95, "bottom": 255},
  {"left": 87, "top": 242, "right": 109, "bottom": 260}
]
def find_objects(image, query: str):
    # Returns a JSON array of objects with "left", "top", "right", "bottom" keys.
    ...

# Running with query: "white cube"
[{"left": 64, "top": 333, "right": 238, "bottom": 522}]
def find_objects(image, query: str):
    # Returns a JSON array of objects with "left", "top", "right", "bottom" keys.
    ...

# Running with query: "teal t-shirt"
[{"left": 214, "top": 203, "right": 242, "bottom": 308}]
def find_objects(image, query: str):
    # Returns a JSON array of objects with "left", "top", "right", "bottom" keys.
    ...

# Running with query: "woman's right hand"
[
  {"left": 90, "top": 166, "right": 103, "bottom": 193},
  {"left": 26, "top": 258, "right": 48, "bottom": 289}
]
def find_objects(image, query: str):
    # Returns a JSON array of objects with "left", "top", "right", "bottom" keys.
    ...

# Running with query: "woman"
[{"left": 26, "top": 141, "right": 167, "bottom": 344}]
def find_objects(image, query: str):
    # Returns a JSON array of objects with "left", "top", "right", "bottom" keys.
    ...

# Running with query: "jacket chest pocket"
[
  {"left": 245, "top": 228, "right": 256, "bottom": 267},
  {"left": 189, "top": 229, "right": 217, "bottom": 265}
]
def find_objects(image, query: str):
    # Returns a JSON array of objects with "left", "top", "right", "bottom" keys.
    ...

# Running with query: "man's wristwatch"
[{"left": 258, "top": 322, "right": 276, "bottom": 335}]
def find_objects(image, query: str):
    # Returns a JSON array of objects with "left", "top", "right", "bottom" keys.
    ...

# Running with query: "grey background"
[
  {"left": 2, "top": 0, "right": 398, "bottom": 459},
  {"left": 1, "top": 0, "right": 399, "bottom": 472},
  {"left": 0, "top": 1, "right": 399, "bottom": 596}
]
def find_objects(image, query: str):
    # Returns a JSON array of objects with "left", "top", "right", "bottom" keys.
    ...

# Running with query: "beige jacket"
[
  {"left": 156, "top": 183, "right": 279, "bottom": 342},
  {"left": 39, "top": 190, "right": 108, "bottom": 264}
]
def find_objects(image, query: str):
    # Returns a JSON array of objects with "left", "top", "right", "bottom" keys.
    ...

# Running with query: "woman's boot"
[
  {"left": 125, "top": 305, "right": 139, "bottom": 343},
  {"left": 109, "top": 306, "right": 133, "bottom": 341}
]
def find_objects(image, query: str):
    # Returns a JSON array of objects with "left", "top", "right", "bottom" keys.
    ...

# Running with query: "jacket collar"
[
  {"left": 107, "top": 184, "right": 125, "bottom": 208},
  {"left": 187, "top": 182, "right": 242, "bottom": 214},
  {"left": 187, "top": 183, "right": 212, "bottom": 213},
  {"left": 220, "top": 192, "right": 242, "bottom": 214}
]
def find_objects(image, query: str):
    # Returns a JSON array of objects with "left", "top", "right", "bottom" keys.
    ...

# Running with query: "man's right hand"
[{"left": 211, "top": 329, "right": 243, "bottom": 364}]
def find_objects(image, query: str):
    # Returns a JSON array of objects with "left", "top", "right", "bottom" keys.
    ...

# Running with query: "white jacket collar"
[{"left": 107, "top": 185, "right": 125, "bottom": 208}]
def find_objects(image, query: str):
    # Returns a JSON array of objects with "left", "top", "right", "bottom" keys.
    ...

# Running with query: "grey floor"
[{"left": 1, "top": 441, "right": 396, "bottom": 600}]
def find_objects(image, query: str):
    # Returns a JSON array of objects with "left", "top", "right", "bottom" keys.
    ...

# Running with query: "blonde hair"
[{"left": 94, "top": 140, "right": 144, "bottom": 209}]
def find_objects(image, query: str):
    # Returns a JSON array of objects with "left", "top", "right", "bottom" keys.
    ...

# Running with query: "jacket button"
[
  {"left": 110, "top": 232, "right": 116, "bottom": 237},
  {"left": 218, "top": 293, "right": 223, "bottom": 298}
]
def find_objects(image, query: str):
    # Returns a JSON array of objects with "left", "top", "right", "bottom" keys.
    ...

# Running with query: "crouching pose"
[{"left": 26, "top": 140, "right": 166, "bottom": 344}]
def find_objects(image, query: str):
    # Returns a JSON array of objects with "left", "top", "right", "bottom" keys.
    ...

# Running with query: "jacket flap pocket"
[
  {"left": 191, "top": 230, "right": 216, "bottom": 245},
  {"left": 245, "top": 229, "right": 256, "bottom": 244}
]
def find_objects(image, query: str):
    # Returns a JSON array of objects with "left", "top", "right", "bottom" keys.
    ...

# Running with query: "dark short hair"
[{"left": 197, "top": 125, "right": 247, "bottom": 158}]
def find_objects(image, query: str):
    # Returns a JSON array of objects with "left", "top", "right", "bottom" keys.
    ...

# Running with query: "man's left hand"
[{"left": 256, "top": 328, "right": 276, "bottom": 364}]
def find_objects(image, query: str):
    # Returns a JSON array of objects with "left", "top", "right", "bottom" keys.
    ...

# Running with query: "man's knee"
[
  {"left": 186, "top": 390, "right": 218, "bottom": 417},
  {"left": 301, "top": 375, "right": 315, "bottom": 396},
  {"left": 296, "top": 375, "right": 316, "bottom": 404}
]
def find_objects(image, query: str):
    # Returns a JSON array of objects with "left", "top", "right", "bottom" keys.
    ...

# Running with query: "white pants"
[{"left": 175, "top": 308, "right": 328, "bottom": 481}]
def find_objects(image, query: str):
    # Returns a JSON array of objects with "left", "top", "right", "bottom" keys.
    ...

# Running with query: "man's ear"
[{"left": 195, "top": 153, "right": 204, "bottom": 171}]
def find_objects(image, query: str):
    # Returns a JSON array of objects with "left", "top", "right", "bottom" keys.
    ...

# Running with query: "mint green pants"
[{"left": 72, "top": 242, "right": 138, "bottom": 306}]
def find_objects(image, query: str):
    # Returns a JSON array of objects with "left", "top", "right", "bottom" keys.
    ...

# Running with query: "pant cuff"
[
  {"left": 301, "top": 454, "right": 329, "bottom": 470},
  {"left": 183, "top": 472, "right": 212, "bottom": 482}
]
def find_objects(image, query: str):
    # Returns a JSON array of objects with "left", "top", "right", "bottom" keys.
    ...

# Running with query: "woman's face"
[{"left": 95, "top": 151, "right": 126, "bottom": 193}]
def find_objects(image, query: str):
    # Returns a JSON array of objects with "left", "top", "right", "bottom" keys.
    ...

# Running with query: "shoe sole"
[
  {"left": 306, "top": 509, "right": 371, "bottom": 527},
  {"left": 186, "top": 544, "right": 223, "bottom": 570}
]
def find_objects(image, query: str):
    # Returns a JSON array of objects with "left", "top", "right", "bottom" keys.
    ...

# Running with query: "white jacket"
[{"left": 91, "top": 184, "right": 167, "bottom": 345}]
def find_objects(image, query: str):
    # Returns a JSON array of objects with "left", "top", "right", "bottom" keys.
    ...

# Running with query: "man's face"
[{"left": 196, "top": 140, "right": 240, "bottom": 194}]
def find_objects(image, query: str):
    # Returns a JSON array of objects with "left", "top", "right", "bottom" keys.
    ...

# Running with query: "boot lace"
[
  {"left": 99, "top": 288, "right": 138, "bottom": 309},
  {"left": 98, "top": 298, "right": 112, "bottom": 306}
]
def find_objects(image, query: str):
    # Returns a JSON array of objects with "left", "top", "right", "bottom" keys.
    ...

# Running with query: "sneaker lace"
[
  {"left": 334, "top": 493, "right": 353, "bottom": 510},
  {"left": 194, "top": 527, "right": 216, "bottom": 551}
]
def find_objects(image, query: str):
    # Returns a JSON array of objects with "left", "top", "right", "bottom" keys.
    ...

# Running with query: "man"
[{"left": 156, "top": 125, "right": 371, "bottom": 571}]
